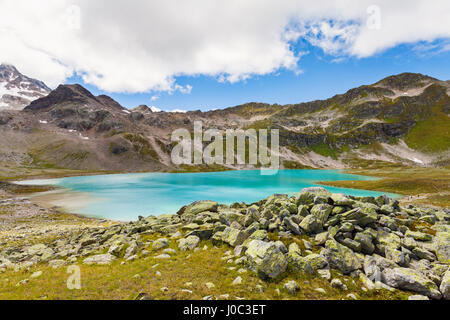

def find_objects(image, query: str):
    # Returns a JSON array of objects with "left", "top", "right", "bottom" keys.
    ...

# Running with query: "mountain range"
[
  {"left": 0, "top": 64, "right": 51, "bottom": 110},
  {"left": 0, "top": 64, "right": 449, "bottom": 174}
]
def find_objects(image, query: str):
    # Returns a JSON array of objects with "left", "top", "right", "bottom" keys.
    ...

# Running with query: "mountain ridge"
[
  {"left": 0, "top": 69, "right": 449, "bottom": 174},
  {"left": 0, "top": 64, "right": 51, "bottom": 110}
]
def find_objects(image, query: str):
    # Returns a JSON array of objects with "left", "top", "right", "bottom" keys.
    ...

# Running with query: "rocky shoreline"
[{"left": 0, "top": 187, "right": 449, "bottom": 300}]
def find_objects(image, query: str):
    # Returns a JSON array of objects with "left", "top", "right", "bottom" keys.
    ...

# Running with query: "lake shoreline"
[{"left": 12, "top": 169, "right": 401, "bottom": 221}]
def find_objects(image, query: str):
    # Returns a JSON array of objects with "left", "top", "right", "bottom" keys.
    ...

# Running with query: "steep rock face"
[
  {"left": 0, "top": 64, "right": 51, "bottom": 110},
  {"left": 23, "top": 84, "right": 131, "bottom": 133}
]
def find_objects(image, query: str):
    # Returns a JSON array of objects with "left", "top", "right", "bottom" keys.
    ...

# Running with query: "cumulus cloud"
[{"left": 0, "top": 0, "right": 449, "bottom": 92}]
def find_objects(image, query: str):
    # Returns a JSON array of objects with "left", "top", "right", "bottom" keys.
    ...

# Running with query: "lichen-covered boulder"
[
  {"left": 434, "top": 231, "right": 450, "bottom": 264},
  {"left": 245, "top": 240, "right": 288, "bottom": 279},
  {"left": 296, "top": 187, "right": 331, "bottom": 206},
  {"left": 178, "top": 235, "right": 200, "bottom": 251},
  {"left": 379, "top": 216, "right": 398, "bottom": 231},
  {"left": 405, "top": 230, "right": 433, "bottom": 242},
  {"left": 364, "top": 256, "right": 382, "bottom": 282},
  {"left": 284, "top": 217, "right": 301, "bottom": 235},
  {"left": 354, "top": 232, "right": 375, "bottom": 254},
  {"left": 341, "top": 205, "right": 377, "bottom": 226},
  {"left": 330, "top": 194, "right": 355, "bottom": 206},
  {"left": 297, "top": 205, "right": 309, "bottom": 217},
  {"left": 376, "top": 229, "right": 401, "bottom": 252},
  {"left": 323, "top": 239, "right": 362, "bottom": 274},
  {"left": 382, "top": 267, "right": 441, "bottom": 299},
  {"left": 179, "top": 200, "right": 218, "bottom": 216},
  {"left": 152, "top": 238, "right": 169, "bottom": 250},
  {"left": 310, "top": 204, "right": 332, "bottom": 226},
  {"left": 222, "top": 227, "right": 248, "bottom": 247},
  {"left": 299, "top": 214, "right": 322, "bottom": 234},
  {"left": 245, "top": 230, "right": 269, "bottom": 244},
  {"left": 412, "top": 247, "right": 436, "bottom": 262},
  {"left": 440, "top": 270, "right": 450, "bottom": 300},
  {"left": 108, "top": 239, "right": 128, "bottom": 257},
  {"left": 283, "top": 280, "right": 300, "bottom": 295},
  {"left": 289, "top": 253, "right": 328, "bottom": 274},
  {"left": 385, "top": 247, "right": 409, "bottom": 266},
  {"left": 83, "top": 253, "right": 117, "bottom": 265}
]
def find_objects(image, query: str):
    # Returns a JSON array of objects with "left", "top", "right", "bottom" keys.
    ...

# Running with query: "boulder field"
[{"left": 1, "top": 187, "right": 449, "bottom": 299}]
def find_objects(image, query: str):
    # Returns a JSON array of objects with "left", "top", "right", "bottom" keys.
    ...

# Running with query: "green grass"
[
  {"left": 283, "top": 160, "right": 313, "bottom": 169},
  {"left": 310, "top": 143, "right": 339, "bottom": 160},
  {"left": 0, "top": 234, "right": 411, "bottom": 300},
  {"left": 405, "top": 104, "right": 450, "bottom": 153}
]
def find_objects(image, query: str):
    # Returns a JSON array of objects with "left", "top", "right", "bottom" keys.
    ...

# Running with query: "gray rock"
[
  {"left": 284, "top": 217, "right": 301, "bottom": 235},
  {"left": 152, "top": 238, "right": 169, "bottom": 250},
  {"left": 232, "top": 276, "right": 243, "bottom": 286},
  {"left": 440, "top": 270, "right": 450, "bottom": 300},
  {"left": 181, "top": 200, "right": 218, "bottom": 215},
  {"left": 412, "top": 247, "right": 436, "bottom": 262},
  {"left": 434, "top": 231, "right": 450, "bottom": 264},
  {"left": 408, "top": 295, "right": 430, "bottom": 300},
  {"left": 339, "top": 238, "right": 362, "bottom": 252},
  {"left": 310, "top": 204, "right": 332, "bottom": 226},
  {"left": 284, "top": 280, "right": 300, "bottom": 295},
  {"left": 290, "top": 253, "right": 328, "bottom": 274},
  {"left": 323, "top": 239, "right": 362, "bottom": 274},
  {"left": 178, "top": 236, "right": 200, "bottom": 251},
  {"left": 296, "top": 187, "right": 331, "bottom": 206},
  {"left": 382, "top": 267, "right": 441, "bottom": 299},
  {"left": 299, "top": 215, "right": 322, "bottom": 234},
  {"left": 385, "top": 247, "right": 409, "bottom": 266},
  {"left": 405, "top": 230, "right": 432, "bottom": 242},
  {"left": 330, "top": 278, "right": 347, "bottom": 290},
  {"left": 222, "top": 227, "right": 248, "bottom": 247},
  {"left": 354, "top": 232, "right": 375, "bottom": 254},
  {"left": 315, "top": 232, "right": 328, "bottom": 246},
  {"left": 83, "top": 253, "right": 116, "bottom": 265},
  {"left": 297, "top": 205, "right": 309, "bottom": 217},
  {"left": 245, "top": 240, "right": 288, "bottom": 279}
]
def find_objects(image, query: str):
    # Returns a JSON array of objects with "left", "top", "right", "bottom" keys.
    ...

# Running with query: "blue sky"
[{"left": 66, "top": 41, "right": 450, "bottom": 111}]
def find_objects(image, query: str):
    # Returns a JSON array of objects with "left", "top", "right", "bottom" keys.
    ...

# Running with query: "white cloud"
[
  {"left": 173, "top": 84, "right": 193, "bottom": 95},
  {"left": 0, "top": 0, "right": 449, "bottom": 92},
  {"left": 150, "top": 95, "right": 159, "bottom": 102}
]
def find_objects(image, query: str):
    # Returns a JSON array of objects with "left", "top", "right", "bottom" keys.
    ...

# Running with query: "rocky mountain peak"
[
  {"left": 373, "top": 72, "right": 438, "bottom": 91},
  {"left": 0, "top": 63, "right": 51, "bottom": 110},
  {"left": 132, "top": 105, "right": 153, "bottom": 114}
]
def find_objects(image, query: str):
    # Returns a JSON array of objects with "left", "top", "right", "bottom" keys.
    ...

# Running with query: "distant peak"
[
  {"left": 373, "top": 72, "right": 437, "bottom": 90},
  {"left": 0, "top": 63, "right": 18, "bottom": 71},
  {"left": 132, "top": 105, "right": 153, "bottom": 113},
  {"left": 0, "top": 63, "right": 51, "bottom": 110}
]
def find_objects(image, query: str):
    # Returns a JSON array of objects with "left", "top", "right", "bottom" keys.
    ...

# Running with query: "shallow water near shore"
[{"left": 18, "top": 169, "right": 399, "bottom": 221}]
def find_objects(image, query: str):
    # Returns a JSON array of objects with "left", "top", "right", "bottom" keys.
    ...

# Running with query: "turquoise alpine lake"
[{"left": 20, "top": 169, "right": 399, "bottom": 221}]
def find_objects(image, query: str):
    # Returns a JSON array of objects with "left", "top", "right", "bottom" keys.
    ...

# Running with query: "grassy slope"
[
  {"left": 320, "top": 167, "right": 450, "bottom": 207},
  {"left": 405, "top": 104, "right": 450, "bottom": 152},
  {"left": 0, "top": 233, "right": 411, "bottom": 300}
]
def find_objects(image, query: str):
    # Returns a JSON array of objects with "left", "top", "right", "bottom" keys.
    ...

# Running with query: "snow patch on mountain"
[{"left": 0, "top": 64, "right": 51, "bottom": 110}]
